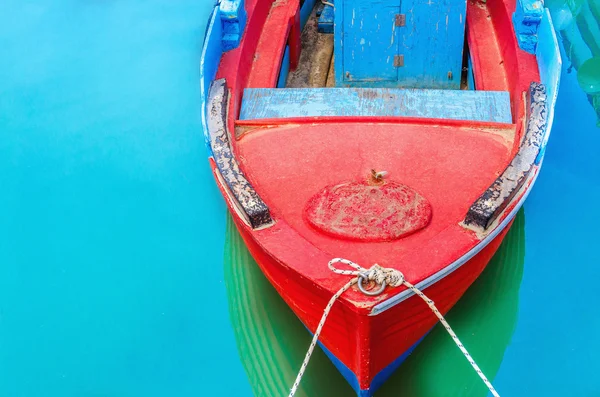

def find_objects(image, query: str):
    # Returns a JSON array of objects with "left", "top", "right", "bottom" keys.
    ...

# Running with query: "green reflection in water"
[
  {"left": 577, "top": 57, "right": 600, "bottom": 94},
  {"left": 224, "top": 210, "right": 526, "bottom": 396},
  {"left": 550, "top": 0, "right": 600, "bottom": 125}
]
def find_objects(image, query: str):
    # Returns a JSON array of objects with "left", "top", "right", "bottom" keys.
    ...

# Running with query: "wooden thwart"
[{"left": 240, "top": 88, "right": 513, "bottom": 123}]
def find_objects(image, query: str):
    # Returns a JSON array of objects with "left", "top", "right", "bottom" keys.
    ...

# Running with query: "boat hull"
[
  {"left": 226, "top": 186, "right": 513, "bottom": 395},
  {"left": 200, "top": 0, "right": 561, "bottom": 393}
]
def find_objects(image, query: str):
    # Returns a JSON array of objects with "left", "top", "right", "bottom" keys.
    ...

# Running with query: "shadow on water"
[{"left": 223, "top": 211, "right": 526, "bottom": 396}]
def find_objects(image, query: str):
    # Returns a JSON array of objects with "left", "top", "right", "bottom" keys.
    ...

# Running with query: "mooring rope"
[{"left": 288, "top": 258, "right": 500, "bottom": 397}]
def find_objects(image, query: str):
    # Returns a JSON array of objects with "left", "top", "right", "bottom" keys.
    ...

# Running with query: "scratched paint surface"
[
  {"left": 240, "top": 88, "right": 513, "bottom": 122},
  {"left": 341, "top": 0, "right": 400, "bottom": 82},
  {"left": 335, "top": 0, "right": 467, "bottom": 88}
]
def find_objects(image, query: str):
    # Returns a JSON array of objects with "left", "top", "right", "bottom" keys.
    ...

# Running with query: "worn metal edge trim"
[
  {"left": 207, "top": 78, "right": 273, "bottom": 229},
  {"left": 370, "top": 167, "right": 539, "bottom": 316},
  {"left": 463, "top": 82, "right": 548, "bottom": 230}
]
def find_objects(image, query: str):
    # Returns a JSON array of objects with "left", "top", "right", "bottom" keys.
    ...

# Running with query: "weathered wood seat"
[{"left": 239, "top": 88, "right": 513, "bottom": 123}]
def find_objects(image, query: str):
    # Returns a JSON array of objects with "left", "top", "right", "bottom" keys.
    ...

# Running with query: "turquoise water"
[
  {"left": 1, "top": 2, "right": 250, "bottom": 396},
  {"left": 1, "top": 1, "right": 598, "bottom": 397}
]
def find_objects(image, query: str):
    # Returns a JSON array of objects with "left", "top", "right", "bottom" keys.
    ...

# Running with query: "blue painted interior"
[
  {"left": 468, "top": 52, "right": 475, "bottom": 90},
  {"left": 513, "top": 0, "right": 544, "bottom": 53},
  {"left": 318, "top": 2, "right": 334, "bottom": 34},
  {"left": 220, "top": 0, "right": 247, "bottom": 51},
  {"left": 240, "top": 87, "right": 513, "bottom": 123},
  {"left": 335, "top": 0, "right": 467, "bottom": 89},
  {"left": 277, "top": 46, "right": 291, "bottom": 88},
  {"left": 300, "top": 0, "right": 318, "bottom": 29},
  {"left": 535, "top": 9, "right": 561, "bottom": 164}
]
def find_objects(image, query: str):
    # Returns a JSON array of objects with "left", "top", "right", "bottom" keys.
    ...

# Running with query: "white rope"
[
  {"left": 288, "top": 258, "right": 500, "bottom": 397},
  {"left": 321, "top": 0, "right": 334, "bottom": 8}
]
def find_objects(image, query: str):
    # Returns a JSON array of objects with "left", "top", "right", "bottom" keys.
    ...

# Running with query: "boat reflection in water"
[{"left": 223, "top": 211, "right": 526, "bottom": 396}]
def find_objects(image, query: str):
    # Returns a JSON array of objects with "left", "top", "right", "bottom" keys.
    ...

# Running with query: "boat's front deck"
[{"left": 235, "top": 119, "right": 515, "bottom": 283}]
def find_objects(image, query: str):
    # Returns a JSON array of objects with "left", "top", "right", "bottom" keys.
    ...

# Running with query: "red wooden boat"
[{"left": 200, "top": 0, "right": 560, "bottom": 394}]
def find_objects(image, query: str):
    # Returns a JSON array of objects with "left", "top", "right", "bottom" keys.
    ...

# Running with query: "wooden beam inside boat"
[{"left": 286, "top": 4, "right": 334, "bottom": 88}]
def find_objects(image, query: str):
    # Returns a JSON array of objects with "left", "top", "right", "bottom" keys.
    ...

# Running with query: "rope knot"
[
  {"left": 328, "top": 258, "right": 406, "bottom": 296},
  {"left": 361, "top": 264, "right": 405, "bottom": 287}
]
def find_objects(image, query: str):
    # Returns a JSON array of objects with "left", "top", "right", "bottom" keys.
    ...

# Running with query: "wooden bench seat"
[{"left": 239, "top": 87, "right": 513, "bottom": 123}]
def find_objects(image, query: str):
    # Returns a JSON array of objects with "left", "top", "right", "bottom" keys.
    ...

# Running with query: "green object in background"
[
  {"left": 577, "top": 57, "right": 600, "bottom": 94},
  {"left": 223, "top": 211, "right": 525, "bottom": 396}
]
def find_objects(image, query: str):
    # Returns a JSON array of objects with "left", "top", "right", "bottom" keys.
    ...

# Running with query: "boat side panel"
[
  {"left": 535, "top": 8, "right": 561, "bottom": 164},
  {"left": 200, "top": 6, "right": 223, "bottom": 157},
  {"left": 245, "top": 0, "right": 298, "bottom": 88},
  {"left": 217, "top": 0, "right": 297, "bottom": 125},
  {"left": 225, "top": 191, "right": 512, "bottom": 389},
  {"left": 367, "top": 222, "right": 511, "bottom": 387},
  {"left": 468, "top": 0, "right": 540, "bottom": 131}
]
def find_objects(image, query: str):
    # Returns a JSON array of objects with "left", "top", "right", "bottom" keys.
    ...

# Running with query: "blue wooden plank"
[
  {"left": 512, "top": 0, "right": 543, "bottom": 53},
  {"left": 339, "top": 0, "right": 400, "bottom": 83},
  {"left": 277, "top": 46, "right": 291, "bottom": 88},
  {"left": 335, "top": 0, "right": 467, "bottom": 89},
  {"left": 200, "top": 6, "right": 224, "bottom": 157},
  {"left": 535, "top": 8, "right": 562, "bottom": 164},
  {"left": 240, "top": 88, "right": 512, "bottom": 123},
  {"left": 318, "top": 2, "right": 334, "bottom": 34},
  {"left": 396, "top": 0, "right": 467, "bottom": 89}
]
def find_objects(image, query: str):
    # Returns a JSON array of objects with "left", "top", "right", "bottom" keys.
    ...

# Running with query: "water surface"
[{"left": 1, "top": 1, "right": 599, "bottom": 396}]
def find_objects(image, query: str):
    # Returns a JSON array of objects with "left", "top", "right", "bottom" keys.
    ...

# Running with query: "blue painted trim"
[
  {"left": 512, "top": 0, "right": 543, "bottom": 53},
  {"left": 535, "top": 8, "right": 561, "bottom": 164},
  {"left": 318, "top": 2, "right": 334, "bottom": 34},
  {"left": 467, "top": 51, "right": 475, "bottom": 90},
  {"left": 317, "top": 335, "right": 426, "bottom": 396},
  {"left": 317, "top": 341, "right": 362, "bottom": 395},
  {"left": 200, "top": 6, "right": 225, "bottom": 157},
  {"left": 300, "top": 0, "right": 317, "bottom": 29},
  {"left": 277, "top": 46, "right": 291, "bottom": 88},
  {"left": 369, "top": 334, "right": 426, "bottom": 393},
  {"left": 220, "top": 0, "right": 247, "bottom": 51}
]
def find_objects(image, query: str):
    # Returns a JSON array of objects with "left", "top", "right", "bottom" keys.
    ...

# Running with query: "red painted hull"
[
  {"left": 233, "top": 207, "right": 512, "bottom": 388},
  {"left": 208, "top": 0, "right": 542, "bottom": 392}
]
